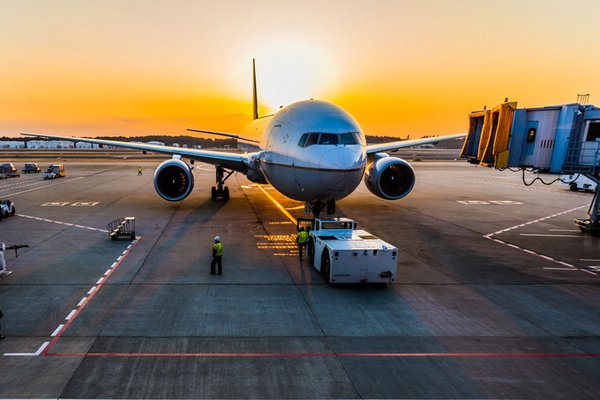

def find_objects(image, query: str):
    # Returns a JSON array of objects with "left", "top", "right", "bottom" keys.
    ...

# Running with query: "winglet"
[{"left": 252, "top": 59, "right": 259, "bottom": 120}]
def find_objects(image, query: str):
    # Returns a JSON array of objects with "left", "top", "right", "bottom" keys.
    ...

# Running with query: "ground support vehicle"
[
  {"left": 0, "top": 163, "right": 20, "bottom": 178},
  {"left": 43, "top": 164, "right": 65, "bottom": 179},
  {"left": 561, "top": 174, "right": 597, "bottom": 192},
  {"left": 298, "top": 217, "right": 398, "bottom": 284},
  {"left": 107, "top": 217, "right": 136, "bottom": 240},
  {"left": 574, "top": 218, "right": 600, "bottom": 236},
  {"left": 0, "top": 200, "right": 16, "bottom": 221},
  {"left": 22, "top": 163, "right": 41, "bottom": 173}
]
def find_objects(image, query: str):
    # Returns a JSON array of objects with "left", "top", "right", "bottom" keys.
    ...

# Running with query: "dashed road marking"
[
  {"left": 17, "top": 214, "right": 106, "bottom": 233},
  {"left": 484, "top": 205, "right": 596, "bottom": 276}
]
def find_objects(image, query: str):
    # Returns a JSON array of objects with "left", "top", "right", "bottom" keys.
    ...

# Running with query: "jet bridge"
[{"left": 460, "top": 100, "right": 600, "bottom": 235}]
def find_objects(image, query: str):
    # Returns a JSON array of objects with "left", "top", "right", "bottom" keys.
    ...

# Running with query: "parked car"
[
  {"left": 22, "top": 163, "right": 41, "bottom": 173},
  {"left": 0, "top": 199, "right": 16, "bottom": 221}
]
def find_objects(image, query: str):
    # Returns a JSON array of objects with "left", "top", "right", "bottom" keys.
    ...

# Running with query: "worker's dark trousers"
[
  {"left": 211, "top": 256, "right": 222, "bottom": 274},
  {"left": 298, "top": 243, "right": 307, "bottom": 259}
]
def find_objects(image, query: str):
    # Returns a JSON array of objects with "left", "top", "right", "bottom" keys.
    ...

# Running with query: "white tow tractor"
[
  {"left": 298, "top": 217, "right": 398, "bottom": 284},
  {"left": 0, "top": 199, "right": 16, "bottom": 221}
]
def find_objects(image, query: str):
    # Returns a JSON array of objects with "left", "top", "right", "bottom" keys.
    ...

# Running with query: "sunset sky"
[{"left": 1, "top": 0, "right": 599, "bottom": 139}]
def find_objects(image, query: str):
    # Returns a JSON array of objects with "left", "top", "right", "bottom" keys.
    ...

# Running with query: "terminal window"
[{"left": 587, "top": 122, "right": 600, "bottom": 142}]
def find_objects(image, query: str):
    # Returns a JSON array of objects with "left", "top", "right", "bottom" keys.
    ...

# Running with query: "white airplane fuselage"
[{"left": 243, "top": 100, "right": 367, "bottom": 202}]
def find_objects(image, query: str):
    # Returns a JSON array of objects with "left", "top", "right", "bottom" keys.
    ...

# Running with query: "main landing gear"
[
  {"left": 211, "top": 166, "right": 233, "bottom": 202},
  {"left": 306, "top": 199, "right": 336, "bottom": 218}
]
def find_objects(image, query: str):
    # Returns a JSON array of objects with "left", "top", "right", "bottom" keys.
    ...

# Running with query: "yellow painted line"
[{"left": 257, "top": 185, "right": 297, "bottom": 225}]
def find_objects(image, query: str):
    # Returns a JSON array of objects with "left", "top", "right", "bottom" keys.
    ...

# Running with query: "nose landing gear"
[
  {"left": 306, "top": 199, "right": 336, "bottom": 218},
  {"left": 211, "top": 166, "right": 233, "bottom": 202}
]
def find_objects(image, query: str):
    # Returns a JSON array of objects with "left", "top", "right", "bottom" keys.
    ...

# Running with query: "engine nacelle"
[
  {"left": 364, "top": 155, "right": 416, "bottom": 200},
  {"left": 153, "top": 159, "right": 195, "bottom": 201}
]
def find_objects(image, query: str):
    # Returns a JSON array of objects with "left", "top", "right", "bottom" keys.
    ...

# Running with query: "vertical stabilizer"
[{"left": 252, "top": 59, "right": 259, "bottom": 120}]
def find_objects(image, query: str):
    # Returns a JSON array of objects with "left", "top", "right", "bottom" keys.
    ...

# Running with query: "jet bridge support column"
[{"left": 575, "top": 174, "right": 600, "bottom": 236}]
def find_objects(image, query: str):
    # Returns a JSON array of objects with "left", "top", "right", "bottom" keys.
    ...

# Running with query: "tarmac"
[{"left": 0, "top": 158, "right": 599, "bottom": 399}]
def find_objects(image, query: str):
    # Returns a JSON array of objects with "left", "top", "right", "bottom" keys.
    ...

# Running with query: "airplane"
[{"left": 23, "top": 60, "right": 465, "bottom": 216}]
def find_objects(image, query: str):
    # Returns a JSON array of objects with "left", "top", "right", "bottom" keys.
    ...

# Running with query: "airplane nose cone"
[{"left": 319, "top": 147, "right": 362, "bottom": 190}]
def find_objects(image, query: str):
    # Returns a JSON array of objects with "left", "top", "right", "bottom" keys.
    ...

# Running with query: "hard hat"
[{"left": 214, "top": 236, "right": 221, "bottom": 242}]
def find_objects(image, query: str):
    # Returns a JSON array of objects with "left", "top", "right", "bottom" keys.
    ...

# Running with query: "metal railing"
[{"left": 563, "top": 141, "right": 600, "bottom": 173}]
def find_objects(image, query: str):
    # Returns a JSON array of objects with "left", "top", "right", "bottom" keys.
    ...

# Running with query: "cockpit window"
[
  {"left": 305, "top": 133, "right": 319, "bottom": 147},
  {"left": 318, "top": 133, "right": 338, "bottom": 145},
  {"left": 298, "top": 132, "right": 362, "bottom": 147},
  {"left": 297, "top": 133, "right": 308, "bottom": 148},
  {"left": 340, "top": 133, "right": 357, "bottom": 145}
]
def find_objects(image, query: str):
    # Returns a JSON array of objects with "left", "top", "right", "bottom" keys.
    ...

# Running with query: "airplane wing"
[
  {"left": 21, "top": 132, "right": 254, "bottom": 172},
  {"left": 366, "top": 133, "right": 466, "bottom": 154}
]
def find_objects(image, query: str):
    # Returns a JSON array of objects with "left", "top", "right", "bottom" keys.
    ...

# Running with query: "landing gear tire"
[
  {"left": 211, "top": 187, "right": 217, "bottom": 201},
  {"left": 570, "top": 183, "right": 578, "bottom": 192},
  {"left": 10, "top": 207, "right": 15, "bottom": 216},
  {"left": 223, "top": 186, "right": 230, "bottom": 201},
  {"left": 321, "top": 249, "right": 331, "bottom": 284}
]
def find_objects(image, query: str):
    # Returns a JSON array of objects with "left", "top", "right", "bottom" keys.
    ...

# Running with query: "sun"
[{"left": 251, "top": 41, "right": 336, "bottom": 113}]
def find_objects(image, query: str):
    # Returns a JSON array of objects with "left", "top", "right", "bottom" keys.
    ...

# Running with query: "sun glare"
[{"left": 251, "top": 41, "right": 336, "bottom": 113}]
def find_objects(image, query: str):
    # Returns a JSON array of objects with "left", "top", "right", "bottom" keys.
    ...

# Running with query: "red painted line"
[
  {"left": 44, "top": 352, "right": 600, "bottom": 358},
  {"left": 40, "top": 237, "right": 141, "bottom": 356}
]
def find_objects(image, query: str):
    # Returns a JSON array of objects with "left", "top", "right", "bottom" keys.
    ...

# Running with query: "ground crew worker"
[
  {"left": 0, "top": 243, "right": 6, "bottom": 274},
  {"left": 137, "top": 166, "right": 142, "bottom": 175},
  {"left": 296, "top": 227, "right": 309, "bottom": 260},
  {"left": 0, "top": 307, "right": 4, "bottom": 339},
  {"left": 210, "top": 236, "right": 223, "bottom": 275}
]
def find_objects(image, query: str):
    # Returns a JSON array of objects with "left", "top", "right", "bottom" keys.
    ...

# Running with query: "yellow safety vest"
[
  {"left": 213, "top": 242, "right": 223, "bottom": 257},
  {"left": 298, "top": 231, "right": 309, "bottom": 244}
]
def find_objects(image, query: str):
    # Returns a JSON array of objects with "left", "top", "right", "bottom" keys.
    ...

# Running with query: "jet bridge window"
[{"left": 587, "top": 121, "right": 600, "bottom": 142}]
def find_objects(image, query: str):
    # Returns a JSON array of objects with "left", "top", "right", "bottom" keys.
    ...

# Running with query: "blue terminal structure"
[{"left": 460, "top": 100, "right": 600, "bottom": 235}]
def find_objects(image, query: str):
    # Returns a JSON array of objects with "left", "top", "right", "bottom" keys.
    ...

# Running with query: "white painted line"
[
  {"left": 116, "top": 256, "right": 122, "bottom": 261},
  {"left": 3, "top": 352, "right": 37, "bottom": 356},
  {"left": 539, "top": 255, "right": 554, "bottom": 261},
  {"left": 557, "top": 261, "right": 575, "bottom": 268},
  {"left": 110, "top": 262, "right": 117, "bottom": 269},
  {"left": 96, "top": 277, "right": 104, "bottom": 285},
  {"left": 77, "top": 297, "right": 87, "bottom": 307},
  {"left": 5, "top": 176, "right": 84, "bottom": 197},
  {"left": 87, "top": 286, "right": 96, "bottom": 295},
  {"left": 581, "top": 269, "right": 598, "bottom": 276},
  {"left": 51, "top": 324, "right": 65, "bottom": 337},
  {"left": 544, "top": 267, "right": 577, "bottom": 271},
  {"left": 522, "top": 249, "right": 536, "bottom": 255},
  {"left": 17, "top": 214, "right": 105, "bottom": 233},
  {"left": 104, "top": 269, "right": 111, "bottom": 276},
  {"left": 65, "top": 310, "right": 77, "bottom": 321},
  {"left": 35, "top": 342, "right": 50, "bottom": 355},
  {"left": 519, "top": 234, "right": 581, "bottom": 238},
  {"left": 549, "top": 229, "right": 580, "bottom": 232}
]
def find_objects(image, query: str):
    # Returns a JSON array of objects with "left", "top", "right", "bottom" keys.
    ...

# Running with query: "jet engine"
[
  {"left": 364, "top": 155, "right": 415, "bottom": 200},
  {"left": 153, "top": 159, "right": 195, "bottom": 201}
]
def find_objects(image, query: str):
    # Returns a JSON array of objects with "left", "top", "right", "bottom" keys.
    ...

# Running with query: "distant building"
[
  {"left": 0, "top": 141, "right": 26, "bottom": 149},
  {"left": 0, "top": 140, "right": 100, "bottom": 149}
]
